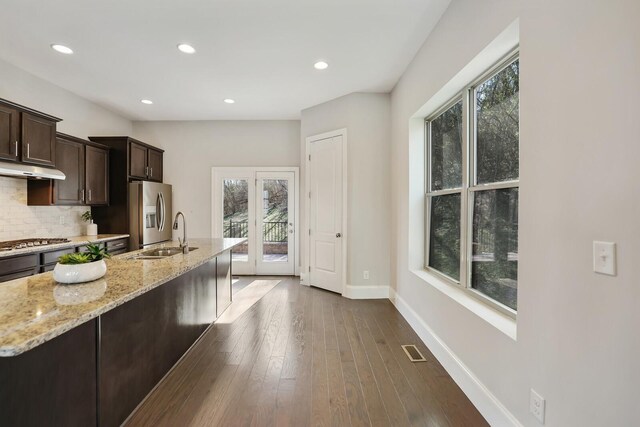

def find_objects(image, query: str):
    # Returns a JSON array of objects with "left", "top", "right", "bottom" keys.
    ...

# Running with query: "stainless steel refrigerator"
[{"left": 129, "top": 181, "right": 173, "bottom": 249}]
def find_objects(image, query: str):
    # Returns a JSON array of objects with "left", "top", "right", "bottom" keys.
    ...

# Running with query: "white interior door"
[
  {"left": 213, "top": 167, "right": 298, "bottom": 276},
  {"left": 309, "top": 135, "right": 343, "bottom": 293},
  {"left": 256, "top": 172, "right": 295, "bottom": 275},
  {"left": 213, "top": 169, "right": 256, "bottom": 275}
]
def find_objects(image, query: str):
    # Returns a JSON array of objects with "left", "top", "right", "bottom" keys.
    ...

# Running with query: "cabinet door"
[
  {"left": 86, "top": 146, "right": 109, "bottom": 205},
  {"left": 129, "top": 142, "right": 148, "bottom": 179},
  {"left": 21, "top": 113, "right": 56, "bottom": 167},
  {"left": 54, "top": 138, "right": 84, "bottom": 205},
  {"left": 147, "top": 149, "right": 163, "bottom": 182},
  {"left": 0, "top": 104, "right": 19, "bottom": 162}
]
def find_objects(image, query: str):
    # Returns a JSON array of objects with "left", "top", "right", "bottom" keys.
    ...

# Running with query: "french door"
[{"left": 212, "top": 168, "right": 298, "bottom": 275}]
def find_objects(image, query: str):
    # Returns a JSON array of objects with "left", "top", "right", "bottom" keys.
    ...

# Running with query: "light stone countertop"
[
  {"left": 0, "top": 234, "right": 130, "bottom": 258},
  {"left": 0, "top": 238, "right": 246, "bottom": 357}
]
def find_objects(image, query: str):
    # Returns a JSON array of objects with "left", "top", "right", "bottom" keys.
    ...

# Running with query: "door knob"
[{"left": 336, "top": 233, "right": 342, "bottom": 238}]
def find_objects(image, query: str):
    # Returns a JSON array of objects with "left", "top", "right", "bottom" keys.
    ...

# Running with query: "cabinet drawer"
[
  {"left": 0, "top": 254, "right": 39, "bottom": 275},
  {"left": 42, "top": 248, "right": 75, "bottom": 265},
  {"left": 106, "top": 239, "right": 128, "bottom": 252},
  {"left": 42, "top": 264, "right": 56, "bottom": 273},
  {"left": 109, "top": 248, "right": 128, "bottom": 257},
  {"left": 0, "top": 268, "right": 36, "bottom": 283}
]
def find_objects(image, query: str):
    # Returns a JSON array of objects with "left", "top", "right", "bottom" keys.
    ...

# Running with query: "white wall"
[
  {"left": 0, "top": 58, "right": 132, "bottom": 139},
  {"left": 390, "top": 0, "right": 640, "bottom": 426},
  {"left": 300, "top": 93, "right": 391, "bottom": 295},
  {"left": 132, "top": 120, "right": 300, "bottom": 239},
  {"left": 0, "top": 58, "right": 132, "bottom": 238}
]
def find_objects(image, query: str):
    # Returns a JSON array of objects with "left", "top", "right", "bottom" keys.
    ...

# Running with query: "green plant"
[
  {"left": 81, "top": 210, "right": 93, "bottom": 223},
  {"left": 58, "top": 253, "right": 91, "bottom": 265},
  {"left": 84, "top": 243, "right": 111, "bottom": 262},
  {"left": 58, "top": 243, "right": 111, "bottom": 265}
]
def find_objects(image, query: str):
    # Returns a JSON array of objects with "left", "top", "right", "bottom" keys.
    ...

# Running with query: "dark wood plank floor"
[{"left": 126, "top": 277, "right": 488, "bottom": 427}]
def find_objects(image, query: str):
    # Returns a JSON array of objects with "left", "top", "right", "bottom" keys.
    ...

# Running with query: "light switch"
[{"left": 593, "top": 241, "right": 616, "bottom": 276}]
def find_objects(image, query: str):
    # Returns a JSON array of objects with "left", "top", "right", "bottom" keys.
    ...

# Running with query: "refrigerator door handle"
[
  {"left": 159, "top": 192, "right": 166, "bottom": 231},
  {"left": 156, "top": 193, "right": 162, "bottom": 231}
]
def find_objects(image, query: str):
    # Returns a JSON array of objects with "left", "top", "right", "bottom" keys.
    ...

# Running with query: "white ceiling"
[{"left": 0, "top": 0, "right": 450, "bottom": 120}]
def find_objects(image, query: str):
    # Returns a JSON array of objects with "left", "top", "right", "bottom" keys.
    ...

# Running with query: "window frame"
[{"left": 425, "top": 50, "right": 519, "bottom": 318}]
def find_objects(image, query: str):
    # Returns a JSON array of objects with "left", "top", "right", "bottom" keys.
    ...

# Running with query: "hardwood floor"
[{"left": 126, "top": 277, "right": 488, "bottom": 427}]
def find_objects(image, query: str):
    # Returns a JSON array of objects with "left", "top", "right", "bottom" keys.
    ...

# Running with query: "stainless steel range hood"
[{"left": 0, "top": 161, "right": 65, "bottom": 180}]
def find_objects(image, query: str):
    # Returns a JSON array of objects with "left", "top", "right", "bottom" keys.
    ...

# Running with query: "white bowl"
[{"left": 53, "top": 260, "right": 107, "bottom": 284}]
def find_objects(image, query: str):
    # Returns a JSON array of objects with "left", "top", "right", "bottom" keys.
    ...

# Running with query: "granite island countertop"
[
  {"left": 0, "top": 234, "right": 130, "bottom": 258},
  {"left": 0, "top": 238, "right": 246, "bottom": 357}
]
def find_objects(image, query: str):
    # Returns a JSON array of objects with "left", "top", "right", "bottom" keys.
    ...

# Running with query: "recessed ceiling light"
[
  {"left": 314, "top": 61, "right": 329, "bottom": 70},
  {"left": 51, "top": 44, "right": 73, "bottom": 55},
  {"left": 177, "top": 44, "right": 196, "bottom": 54},
  {"left": 224, "top": 99, "right": 235, "bottom": 104},
  {"left": 141, "top": 99, "right": 153, "bottom": 105}
]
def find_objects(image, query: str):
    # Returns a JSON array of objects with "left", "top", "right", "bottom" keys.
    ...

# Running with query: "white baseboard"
[
  {"left": 389, "top": 288, "right": 522, "bottom": 427},
  {"left": 299, "top": 273, "right": 310, "bottom": 286},
  {"left": 343, "top": 284, "right": 389, "bottom": 299}
]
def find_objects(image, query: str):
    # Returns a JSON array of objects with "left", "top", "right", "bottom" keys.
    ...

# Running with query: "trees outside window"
[{"left": 425, "top": 54, "right": 519, "bottom": 313}]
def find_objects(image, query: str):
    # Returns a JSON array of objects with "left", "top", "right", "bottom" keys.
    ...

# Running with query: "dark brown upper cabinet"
[
  {"left": 86, "top": 136, "right": 164, "bottom": 235},
  {"left": 21, "top": 113, "right": 57, "bottom": 167},
  {"left": 129, "top": 142, "right": 162, "bottom": 182},
  {"left": 0, "top": 98, "right": 61, "bottom": 166},
  {"left": 88, "top": 136, "right": 163, "bottom": 183},
  {"left": 85, "top": 145, "right": 109, "bottom": 205},
  {"left": 0, "top": 103, "right": 20, "bottom": 162},
  {"left": 53, "top": 137, "right": 85, "bottom": 205},
  {"left": 147, "top": 148, "right": 163, "bottom": 182},
  {"left": 129, "top": 141, "right": 148, "bottom": 179},
  {"left": 28, "top": 134, "right": 109, "bottom": 206}
]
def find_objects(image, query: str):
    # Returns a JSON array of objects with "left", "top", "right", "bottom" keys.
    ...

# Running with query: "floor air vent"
[{"left": 401, "top": 345, "right": 427, "bottom": 362}]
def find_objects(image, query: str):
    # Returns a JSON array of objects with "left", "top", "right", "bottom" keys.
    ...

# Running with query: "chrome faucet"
[{"left": 172, "top": 211, "right": 189, "bottom": 254}]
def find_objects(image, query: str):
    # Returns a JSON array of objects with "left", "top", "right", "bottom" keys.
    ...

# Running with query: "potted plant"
[
  {"left": 82, "top": 210, "right": 98, "bottom": 236},
  {"left": 53, "top": 243, "right": 111, "bottom": 284}
]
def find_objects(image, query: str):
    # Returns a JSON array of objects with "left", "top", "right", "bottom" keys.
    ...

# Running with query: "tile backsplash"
[{"left": 0, "top": 176, "right": 86, "bottom": 241}]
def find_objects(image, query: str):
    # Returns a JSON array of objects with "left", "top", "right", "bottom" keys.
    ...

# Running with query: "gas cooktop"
[{"left": 0, "top": 238, "right": 71, "bottom": 252}]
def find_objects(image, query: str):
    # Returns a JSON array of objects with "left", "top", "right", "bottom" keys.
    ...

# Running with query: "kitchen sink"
[{"left": 131, "top": 247, "right": 198, "bottom": 259}]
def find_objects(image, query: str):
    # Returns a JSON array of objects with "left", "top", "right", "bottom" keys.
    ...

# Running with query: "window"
[{"left": 426, "top": 54, "right": 519, "bottom": 314}]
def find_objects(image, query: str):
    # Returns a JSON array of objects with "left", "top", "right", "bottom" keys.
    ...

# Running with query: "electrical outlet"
[
  {"left": 59, "top": 216, "right": 65, "bottom": 225},
  {"left": 363, "top": 270, "right": 369, "bottom": 280},
  {"left": 530, "top": 388, "right": 545, "bottom": 424}
]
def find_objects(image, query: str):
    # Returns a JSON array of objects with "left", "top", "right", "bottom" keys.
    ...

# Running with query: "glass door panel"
[
  {"left": 214, "top": 169, "right": 256, "bottom": 275},
  {"left": 257, "top": 172, "right": 294, "bottom": 275},
  {"left": 223, "top": 179, "right": 249, "bottom": 263}
]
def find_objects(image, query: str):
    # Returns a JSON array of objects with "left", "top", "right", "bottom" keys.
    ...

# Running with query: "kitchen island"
[{"left": 0, "top": 237, "right": 245, "bottom": 427}]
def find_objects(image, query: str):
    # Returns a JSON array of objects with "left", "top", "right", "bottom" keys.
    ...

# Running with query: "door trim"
[
  {"left": 211, "top": 166, "right": 300, "bottom": 276},
  {"left": 304, "top": 129, "right": 348, "bottom": 294}
]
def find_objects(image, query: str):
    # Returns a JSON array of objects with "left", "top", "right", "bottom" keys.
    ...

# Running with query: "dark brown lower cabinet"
[
  {"left": 0, "top": 253, "right": 39, "bottom": 282},
  {"left": 0, "top": 241, "right": 130, "bottom": 283},
  {"left": 99, "top": 258, "right": 217, "bottom": 427},
  {"left": 0, "top": 251, "right": 229, "bottom": 426},
  {"left": 0, "top": 320, "right": 97, "bottom": 427},
  {"left": 216, "top": 250, "right": 232, "bottom": 316}
]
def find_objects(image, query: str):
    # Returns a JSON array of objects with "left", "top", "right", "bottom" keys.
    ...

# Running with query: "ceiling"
[{"left": 0, "top": 0, "right": 450, "bottom": 121}]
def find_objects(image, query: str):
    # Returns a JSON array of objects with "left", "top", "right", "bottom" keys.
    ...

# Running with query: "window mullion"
[
  {"left": 469, "top": 181, "right": 519, "bottom": 191},
  {"left": 459, "top": 90, "right": 470, "bottom": 289}
]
